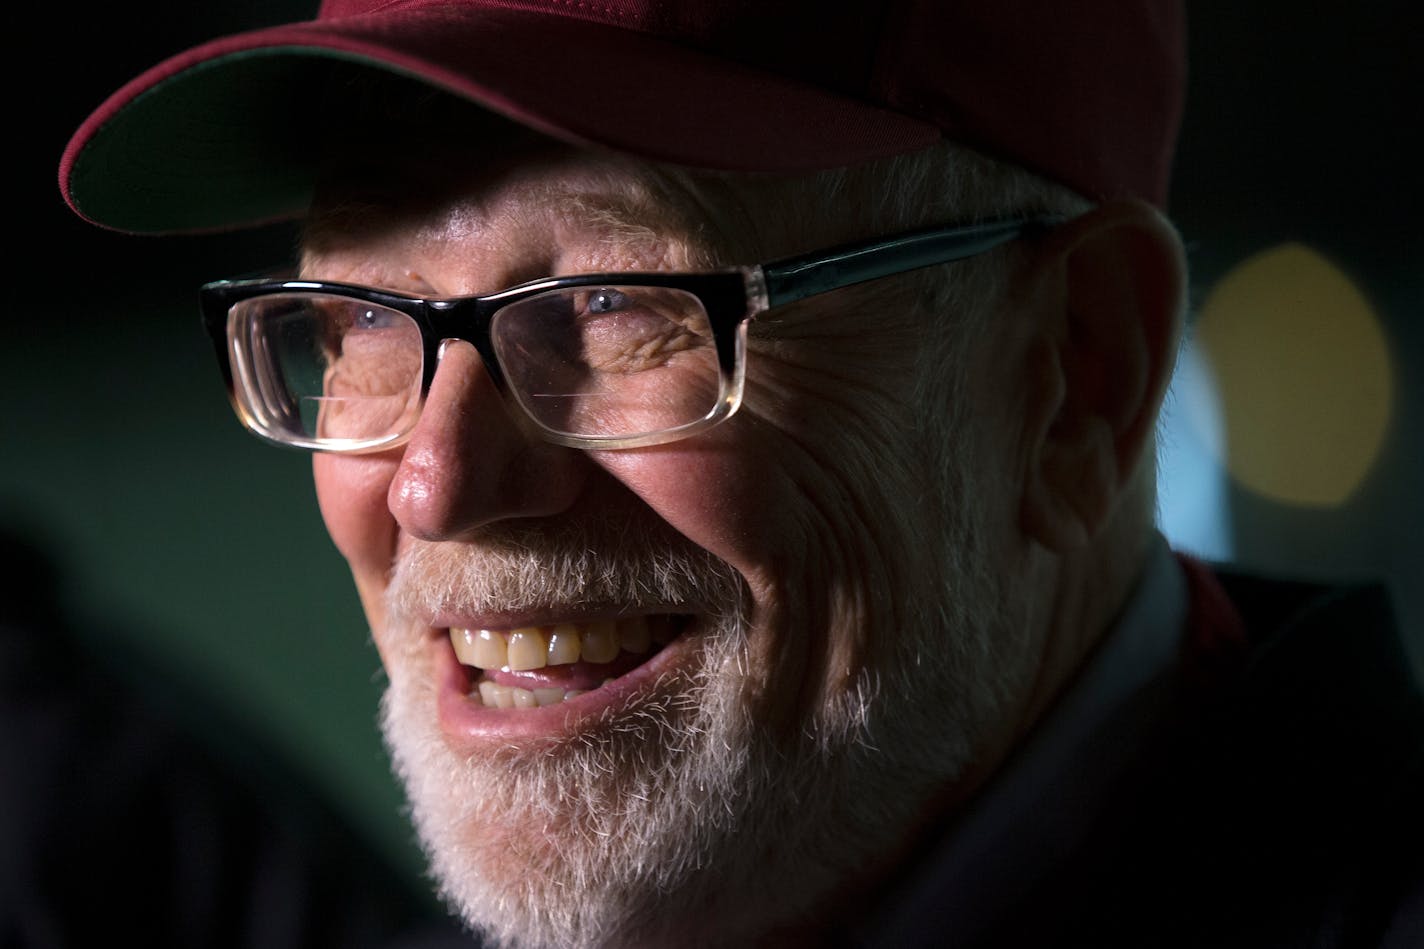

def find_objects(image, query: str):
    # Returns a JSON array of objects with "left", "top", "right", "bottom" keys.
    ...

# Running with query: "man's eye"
[
  {"left": 585, "top": 289, "right": 631, "bottom": 315},
  {"left": 353, "top": 306, "right": 404, "bottom": 330}
]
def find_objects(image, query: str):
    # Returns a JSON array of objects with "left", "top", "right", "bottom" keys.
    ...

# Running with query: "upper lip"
[{"left": 428, "top": 606, "right": 693, "bottom": 633}]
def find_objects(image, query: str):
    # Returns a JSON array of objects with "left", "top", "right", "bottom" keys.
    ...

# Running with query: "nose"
[{"left": 387, "top": 339, "right": 587, "bottom": 540}]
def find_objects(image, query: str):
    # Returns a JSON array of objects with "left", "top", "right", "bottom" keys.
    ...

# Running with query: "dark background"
[{"left": 11, "top": 1, "right": 1421, "bottom": 878}]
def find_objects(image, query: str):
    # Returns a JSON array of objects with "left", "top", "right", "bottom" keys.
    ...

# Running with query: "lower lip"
[{"left": 434, "top": 623, "right": 695, "bottom": 746}]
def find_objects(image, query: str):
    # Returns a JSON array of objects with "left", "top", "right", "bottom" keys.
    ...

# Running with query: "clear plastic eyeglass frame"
[{"left": 201, "top": 215, "right": 1059, "bottom": 452}]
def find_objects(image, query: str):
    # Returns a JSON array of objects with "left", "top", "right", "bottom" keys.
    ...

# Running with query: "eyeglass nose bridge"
[{"left": 419, "top": 297, "right": 510, "bottom": 398}]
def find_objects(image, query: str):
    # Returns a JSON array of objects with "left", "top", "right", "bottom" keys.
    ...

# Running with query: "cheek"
[
  {"left": 598, "top": 411, "right": 933, "bottom": 732},
  {"left": 313, "top": 453, "right": 402, "bottom": 622},
  {"left": 596, "top": 434, "right": 781, "bottom": 565},
  {"left": 593, "top": 419, "right": 862, "bottom": 606}
]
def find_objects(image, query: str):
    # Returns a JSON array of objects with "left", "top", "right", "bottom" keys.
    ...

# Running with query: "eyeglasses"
[{"left": 202, "top": 216, "right": 1057, "bottom": 452}]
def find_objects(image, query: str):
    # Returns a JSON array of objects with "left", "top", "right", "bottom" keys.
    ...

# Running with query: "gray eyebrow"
[
  {"left": 556, "top": 192, "right": 666, "bottom": 247},
  {"left": 532, "top": 178, "right": 724, "bottom": 270}
]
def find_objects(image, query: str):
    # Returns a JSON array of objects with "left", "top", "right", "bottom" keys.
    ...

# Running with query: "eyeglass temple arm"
[{"left": 759, "top": 216, "right": 1060, "bottom": 310}]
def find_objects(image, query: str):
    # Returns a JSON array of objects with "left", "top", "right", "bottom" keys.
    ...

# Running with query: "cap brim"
[{"left": 59, "top": 6, "right": 941, "bottom": 234}]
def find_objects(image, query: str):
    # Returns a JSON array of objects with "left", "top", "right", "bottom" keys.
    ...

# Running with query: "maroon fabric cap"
[{"left": 59, "top": 0, "right": 1184, "bottom": 234}]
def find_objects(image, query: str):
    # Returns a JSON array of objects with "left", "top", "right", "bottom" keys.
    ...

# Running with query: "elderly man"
[{"left": 57, "top": 1, "right": 1422, "bottom": 947}]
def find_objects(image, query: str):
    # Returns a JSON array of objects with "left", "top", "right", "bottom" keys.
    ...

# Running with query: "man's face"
[{"left": 304, "top": 141, "right": 1041, "bottom": 946}]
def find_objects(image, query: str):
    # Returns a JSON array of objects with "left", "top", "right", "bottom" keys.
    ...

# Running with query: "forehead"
[{"left": 300, "top": 131, "right": 756, "bottom": 280}]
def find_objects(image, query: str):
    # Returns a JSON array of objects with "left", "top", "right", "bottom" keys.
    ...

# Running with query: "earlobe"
[
  {"left": 1023, "top": 414, "right": 1118, "bottom": 551},
  {"left": 1019, "top": 199, "right": 1186, "bottom": 551}
]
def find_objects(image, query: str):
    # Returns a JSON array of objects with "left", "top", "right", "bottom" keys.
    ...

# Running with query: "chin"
[{"left": 380, "top": 608, "right": 764, "bottom": 948}]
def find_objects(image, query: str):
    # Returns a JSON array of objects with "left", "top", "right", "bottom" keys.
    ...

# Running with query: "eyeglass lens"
[{"left": 227, "top": 285, "right": 725, "bottom": 446}]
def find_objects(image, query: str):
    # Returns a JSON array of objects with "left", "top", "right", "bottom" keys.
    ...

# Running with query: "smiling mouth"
[{"left": 449, "top": 614, "right": 690, "bottom": 708}]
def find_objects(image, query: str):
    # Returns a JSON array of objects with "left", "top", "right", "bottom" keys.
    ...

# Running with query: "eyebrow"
[
  {"left": 535, "top": 176, "right": 725, "bottom": 270},
  {"left": 557, "top": 191, "right": 667, "bottom": 248}
]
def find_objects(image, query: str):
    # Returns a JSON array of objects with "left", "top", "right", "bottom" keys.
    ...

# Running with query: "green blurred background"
[{"left": 12, "top": 1, "right": 1421, "bottom": 883}]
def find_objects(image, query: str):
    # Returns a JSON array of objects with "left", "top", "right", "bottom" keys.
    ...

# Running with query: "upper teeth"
[{"left": 450, "top": 616, "right": 662, "bottom": 671}]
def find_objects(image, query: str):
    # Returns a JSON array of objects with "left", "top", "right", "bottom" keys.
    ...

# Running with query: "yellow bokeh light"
[{"left": 1192, "top": 243, "right": 1392, "bottom": 507}]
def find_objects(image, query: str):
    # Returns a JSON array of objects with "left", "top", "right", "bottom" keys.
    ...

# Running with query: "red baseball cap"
[{"left": 59, "top": 0, "right": 1184, "bottom": 234}]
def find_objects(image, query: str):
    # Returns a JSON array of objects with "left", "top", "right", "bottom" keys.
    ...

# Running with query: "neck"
[{"left": 1021, "top": 506, "right": 1155, "bottom": 733}]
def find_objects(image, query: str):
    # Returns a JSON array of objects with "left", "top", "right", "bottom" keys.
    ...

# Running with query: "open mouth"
[{"left": 448, "top": 614, "right": 691, "bottom": 709}]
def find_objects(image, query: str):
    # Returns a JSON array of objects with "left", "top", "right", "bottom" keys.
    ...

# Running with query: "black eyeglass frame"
[{"left": 202, "top": 215, "right": 1060, "bottom": 451}]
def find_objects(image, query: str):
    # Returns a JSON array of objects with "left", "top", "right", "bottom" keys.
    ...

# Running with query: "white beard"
[{"left": 378, "top": 450, "right": 1027, "bottom": 948}]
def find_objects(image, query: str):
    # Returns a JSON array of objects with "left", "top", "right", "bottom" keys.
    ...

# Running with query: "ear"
[{"left": 1019, "top": 199, "right": 1186, "bottom": 551}]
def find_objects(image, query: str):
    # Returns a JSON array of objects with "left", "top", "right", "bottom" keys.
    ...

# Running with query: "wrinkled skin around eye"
[
  {"left": 576, "top": 306, "right": 706, "bottom": 374},
  {"left": 317, "top": 312, "right": 422, "bottom": 438},
  {"left": 329, "top": 325, "right": 420, "bottom": 395}
]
